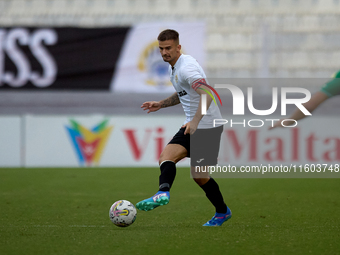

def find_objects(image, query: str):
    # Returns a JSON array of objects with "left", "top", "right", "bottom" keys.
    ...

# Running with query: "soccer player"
[
  {"left": 136, "top": 29, "right": 231, "bottom": 226},
  {"left": 270, "top": 70, "right": 340, "bottom": 129}
]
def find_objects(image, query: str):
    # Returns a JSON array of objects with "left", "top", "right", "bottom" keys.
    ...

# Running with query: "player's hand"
[
  {"left": 182, "top": 121, "right": 198, "bottom": 135},
  {"left": 141, "top": 101, "right": 161, "bottom": 113}
]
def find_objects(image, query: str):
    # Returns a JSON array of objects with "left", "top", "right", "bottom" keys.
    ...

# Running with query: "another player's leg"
[
  {"left": 192, "top": 167, "right": 231, "bottom": 226},
  {"left": 136, "top": 144, "right": 187, "bottom": 211}
]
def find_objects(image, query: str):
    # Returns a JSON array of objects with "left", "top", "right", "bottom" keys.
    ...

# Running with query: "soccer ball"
[{"left": 109, "top": 200, "right": 137, "bottom": 227}]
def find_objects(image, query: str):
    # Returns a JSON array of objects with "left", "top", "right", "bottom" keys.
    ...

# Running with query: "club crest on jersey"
[
  {"left": 178, "top": 90, "right": 187, "bottom": 97},
  {"left": 175, "top": 75, "right": 178, "bottom": 83}
]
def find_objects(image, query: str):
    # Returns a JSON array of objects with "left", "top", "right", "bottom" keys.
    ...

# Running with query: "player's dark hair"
[{"left": 158, "top": 29, "right": 179, "bottom": 44}]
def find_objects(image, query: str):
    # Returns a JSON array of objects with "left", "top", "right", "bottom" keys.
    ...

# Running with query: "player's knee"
[
  {"left": 158, "top": 152, "right": 169, "bottom": 165},
  {"left": 158, "top": 145, "right": 187, "bottom": 165},
  {"left": 158, "top": 154, "right": 178, "bottom": 166},
  {"left": 193, "top": 177, "right": 210, "bottom": 186}
]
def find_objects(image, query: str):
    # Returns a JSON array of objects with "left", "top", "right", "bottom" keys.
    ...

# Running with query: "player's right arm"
[
  {"left": 159, "top": 92, "right": 180, "bottom": 108},
  {"left": 141, "top": 92, "right": 180, "bottom": 113}
]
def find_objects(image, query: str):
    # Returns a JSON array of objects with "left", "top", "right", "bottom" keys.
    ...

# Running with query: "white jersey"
[{"left": 169, "top": 54, "right": 222, "bottom": 129}]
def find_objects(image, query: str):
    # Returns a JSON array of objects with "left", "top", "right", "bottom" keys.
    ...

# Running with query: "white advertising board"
[
  {"left": 0, "top": 116, "right": 21, "bottom": 167},
  {"left": 1, "top": 115, "right": 339, "bottom": 168},
  {"left": 218, "top": 117, "right": 340, "bottom": 165},
  {"left": 24, "top": 115, "right": 189, "bottom": 167}
]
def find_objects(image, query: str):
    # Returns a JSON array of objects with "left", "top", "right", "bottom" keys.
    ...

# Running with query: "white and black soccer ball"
[{"left": 109, "top": 200, "right": 137, "bottom": 227}]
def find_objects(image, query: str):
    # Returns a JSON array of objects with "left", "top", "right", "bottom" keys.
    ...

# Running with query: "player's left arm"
[
  {"left": 270, "top": 71, "right": 340, "bottom": 130},
  {"left": 182, "top": 79, "right": 213, "bottom": 135},
  {"left": 269, "top": 91, "right": 329, "bottom": 130}
]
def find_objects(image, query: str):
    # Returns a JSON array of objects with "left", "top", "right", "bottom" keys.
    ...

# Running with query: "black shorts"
[{"left": 168, "top": 125, "right": 223, "bottom": 166}]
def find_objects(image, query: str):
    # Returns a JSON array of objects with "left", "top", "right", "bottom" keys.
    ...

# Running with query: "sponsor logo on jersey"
[{"left": 178, "top": 90, "right": 187, "bottom": 97}]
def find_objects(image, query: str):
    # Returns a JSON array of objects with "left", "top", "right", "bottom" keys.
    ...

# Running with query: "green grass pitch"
[{"left": 0, "top": 167, "right": 339, "bottom": 255}]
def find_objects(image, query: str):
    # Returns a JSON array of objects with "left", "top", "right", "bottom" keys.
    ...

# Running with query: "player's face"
[{"left": 158, "top": 40, "right": 181, "bottom": 66}]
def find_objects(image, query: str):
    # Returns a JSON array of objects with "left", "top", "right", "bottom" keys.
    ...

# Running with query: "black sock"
[
  {"left": 200, "top": 178, "right": 227, "bottom": 213},
  {"left": 159, "top": 161, "right": 176, "bottom": 191}
]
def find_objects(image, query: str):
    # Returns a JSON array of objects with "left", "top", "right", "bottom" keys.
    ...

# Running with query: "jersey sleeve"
[
  {"left": 320, "top": 70, "right": 340, "bottom": 98},
  {"left": 180, "top": 64, "right": 204, "bottom": 87}
]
